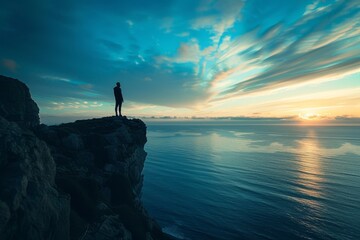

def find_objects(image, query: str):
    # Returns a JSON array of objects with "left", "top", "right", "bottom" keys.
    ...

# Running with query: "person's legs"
[
  {"left": 115, "top": 102, "right": 119, "bottom": 116},
  {"left": 119, "top": 102, "right": 122, "bottom": 117}
]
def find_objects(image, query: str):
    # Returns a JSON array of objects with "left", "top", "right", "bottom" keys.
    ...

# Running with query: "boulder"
[{"left": 0, "top": 75, "right": 40, "bottom": 128}]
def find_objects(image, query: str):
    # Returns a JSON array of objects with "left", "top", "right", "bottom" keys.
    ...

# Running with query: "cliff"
[
  {"left": 0, "top": 75, "right": 170, "bottom": 240},
  {"left": 0, "top": 75, "right": 40, "bottom": 128},
  {"left": 0, "top": 116, "right": 70, "bottom": 240}
]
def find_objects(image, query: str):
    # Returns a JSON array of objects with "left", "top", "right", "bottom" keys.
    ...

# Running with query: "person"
[{"left": 114, "top": 82, "right": 124, "bottom": 117}]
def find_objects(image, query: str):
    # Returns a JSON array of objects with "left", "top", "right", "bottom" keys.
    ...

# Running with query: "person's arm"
[{"left": 120, "top": 89, "right": 124, "bottom": 102}]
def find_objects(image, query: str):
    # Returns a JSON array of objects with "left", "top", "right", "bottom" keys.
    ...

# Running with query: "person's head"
[{"left": 116, "top": 82, "right": 120, "bottom": 87}]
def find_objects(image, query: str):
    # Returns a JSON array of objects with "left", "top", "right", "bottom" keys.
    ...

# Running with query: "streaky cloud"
[{"left": 209, "top": 0, "right": 360, "bottom": 100}]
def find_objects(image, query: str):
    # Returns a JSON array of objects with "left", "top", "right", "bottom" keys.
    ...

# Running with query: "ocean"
[{"left": 141, "top": 121, "right": 360, "bottom": 240}]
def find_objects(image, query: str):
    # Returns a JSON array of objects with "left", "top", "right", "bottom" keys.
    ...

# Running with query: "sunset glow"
[
  {"left": 0, "top": 0, "right": 359, "bottom": 123},
  {"left": 299, "top": 113, "right": 323, "bottom": 121}
]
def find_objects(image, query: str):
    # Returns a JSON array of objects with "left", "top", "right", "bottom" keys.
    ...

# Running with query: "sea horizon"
[{"left": 39, "top": 114, "right": 360, "bottom": 127}]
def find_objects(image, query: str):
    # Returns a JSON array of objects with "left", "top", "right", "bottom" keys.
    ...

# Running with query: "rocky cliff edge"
[{"left": 0, "top": 75, "right": 170, "bottom": 240}]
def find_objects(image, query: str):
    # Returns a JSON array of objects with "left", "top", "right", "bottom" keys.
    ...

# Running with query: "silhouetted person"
[{"left": 114, "top": 82, "right": 123, "bottom": 117}]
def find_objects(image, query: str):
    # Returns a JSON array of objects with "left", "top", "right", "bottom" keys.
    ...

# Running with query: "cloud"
[
  {"left": 191, "top": 0, "right": 244, "bottom": 43},
  {"left": 41, "top": 75, "right": 94, "bottom": 89},
  {"left": 207, "top": 0, "right": 360, "bottom": 100},
  {"left": 176, "top": 32, "right": 190, "bottom": 37},
  {"left": 126, "top": 20, "right": 134, "bottom": 27},
  {"left": 160, "top": 17, "right": 173, "bottom": 32},
  {"left": 101, "top": 39, "right": 124, "bottom": 52},
  {"left": 1, "top": 0, "right": 359, "bottom": 118},
  {"left": 1, "top": 59, "right": 17, "bottom": 72},
  {"left": 47, "top": 100, "right": 103, "bottom": 110},
  {"left": 157, "top": 40, "right": 201, "bottom": 64},
  {"left": 207, "top": 84, "right": 360, "bottom": 118}
]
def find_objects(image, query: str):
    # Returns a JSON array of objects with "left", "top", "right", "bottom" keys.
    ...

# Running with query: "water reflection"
[
  {"left": 144, "top": 126, "right": 360, "bottom": 240},
  {"left": 294, "top": 129, "right": 326, "bottom": 232},
  {"left": 148, "top": 129, "right": 360, "bottom": 156},
  {"left": 296, "top": 130, "right": 324, "bottom": 199}
]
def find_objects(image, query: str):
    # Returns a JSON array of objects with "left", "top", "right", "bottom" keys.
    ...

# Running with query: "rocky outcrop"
[
  {"left": 0, "top": 116, "right": 70, "bottom": 240},
  {"left": 0, "top": 75, "right": 170, "bottom": 240},
  {"left": 36, "top": 117, "right": 167, "bottom": 240},
  {"left": 0, "top": 75, "right": 40, "bottom": 128}
]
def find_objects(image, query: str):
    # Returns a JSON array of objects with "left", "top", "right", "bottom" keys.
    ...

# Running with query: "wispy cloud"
[
  {"left": 1, "top": 0, "right": 359, "bottom": 118},
  {"left": 207, "top": 0, "right": 360, "bottom": 100},
  {"left": 41, "top": 75, "right": 94, "bottom": 90},
  {"left": 47, "top": 100, "right": 103, "bottom": 110},
  {"left": 192, "top": 0, "right": 244, "bottom": 43},
  {"left": 156, "top": 39, "right": 202, "bottom": 64},
  {"left": 206, "top": 83, "right": 360, "bottom": 119}
]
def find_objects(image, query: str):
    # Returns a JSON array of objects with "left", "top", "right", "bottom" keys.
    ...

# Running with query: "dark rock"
[
  {"left": 0, "top": 200, "right": 10, "bottom": 233},
  {"left": 83, "top": 215, "right": 132, "bottom": 240},
  {"left": 0, "top": 117, "right": 70, "bottom": 240},
  {"left": 0, "top": 76, "right": 171, "bottom": 240},
  {"left": 0, "top": 75, "right": 40, "bottom": 128},
  {"left": 36, "top": 116, "right": 169, "bottom": 239}
]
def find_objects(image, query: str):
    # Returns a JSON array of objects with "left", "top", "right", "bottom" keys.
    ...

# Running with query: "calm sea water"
[{"left": 142, "top": 121, "right": 360, "bottom": 240}]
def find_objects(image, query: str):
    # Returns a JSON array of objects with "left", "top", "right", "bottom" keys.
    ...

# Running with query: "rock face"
[
  {"left": 0, "top": 75, "right": 170, "bottom": 240},
  {"left": 0, "top": 116, "right": 70, "bottom": 240},
  {"left": 36, "top": 117, "right": 167, "bottom": 240},
  {"left": 0, "top": 75, "right": 40, "bottom": 128}
]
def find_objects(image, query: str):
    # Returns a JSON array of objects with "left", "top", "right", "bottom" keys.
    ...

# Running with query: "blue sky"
[{"left": 0, "top": 0, "right": 359, "bottom": 123}]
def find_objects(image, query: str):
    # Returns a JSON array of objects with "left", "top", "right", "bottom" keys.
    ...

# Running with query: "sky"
[{"left": 0, "top": 0, "right": 359, "bottom": 123}]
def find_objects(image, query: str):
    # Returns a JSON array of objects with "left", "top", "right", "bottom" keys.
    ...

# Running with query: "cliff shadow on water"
[{"left": 0, "top": 75, "right": 172, "bottom": 240}]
